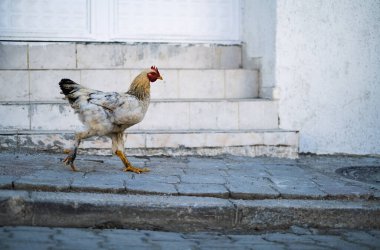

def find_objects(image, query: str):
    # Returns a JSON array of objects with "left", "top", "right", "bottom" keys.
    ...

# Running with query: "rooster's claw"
[
  {"left": 123, "top": 166, "right": 150, "bottom": 174},
  {"left": 63, "top": 153, "right": 78, "bottom": 172}
]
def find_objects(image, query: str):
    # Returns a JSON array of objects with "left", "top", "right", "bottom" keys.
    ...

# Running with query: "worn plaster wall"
[
  {"left": 242, "top": 0, "right": 277, "bottom": 98},
  {"left": 276, "top": 0, "right": 380, "bottom": 154}
]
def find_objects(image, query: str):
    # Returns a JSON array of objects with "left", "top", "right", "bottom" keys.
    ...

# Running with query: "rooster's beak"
[{"left": 158, "top": 76, "right": 163, "bottom": 80}]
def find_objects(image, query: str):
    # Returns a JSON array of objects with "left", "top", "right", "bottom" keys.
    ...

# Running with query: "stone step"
[
  {"left": 1, "top": 190, "right": 379, "bottom": 232},
  {"left": 0, "top": 99, "right": 278, "bottom": 131},
  {"left": 0, "top": 129, "right": 298, "bottom": 158},
  {"left": 0, "top": 42, "right": 242, "bottom": 70},
  {"left": 0, "top": 69, "right": 258, "bottom": 102}
]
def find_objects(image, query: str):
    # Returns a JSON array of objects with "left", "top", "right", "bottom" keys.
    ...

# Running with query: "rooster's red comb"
[{"left": 151, "top": 65, "right": 159, "bottom": 73}]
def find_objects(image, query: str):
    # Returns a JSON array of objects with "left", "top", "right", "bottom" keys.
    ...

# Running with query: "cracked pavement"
[
  {"left": 0, "top": 151, "right": 379, "bottom": 200},
  {"left": 1, "top": 226, "right": 380, "bottom": 250}
]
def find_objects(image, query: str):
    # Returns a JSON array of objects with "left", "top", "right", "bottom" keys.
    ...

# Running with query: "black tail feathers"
[{"left": 59, "top": 78, "right": 78, "bottom": 95}]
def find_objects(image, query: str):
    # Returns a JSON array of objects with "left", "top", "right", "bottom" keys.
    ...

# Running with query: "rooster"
[{"left": 59, "top": 66, "right": 163, "bottom": 173}]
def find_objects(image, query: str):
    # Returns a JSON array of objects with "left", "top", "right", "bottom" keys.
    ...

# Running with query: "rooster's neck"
[{"left": 127, "top": 72, "right": 151, "bottom": 101}]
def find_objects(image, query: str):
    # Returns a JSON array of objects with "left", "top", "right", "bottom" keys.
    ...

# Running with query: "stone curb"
[
  {"left": 1, "top": 190, "right": 379, "bottom": 232},
  {"left": 3, "top": 181, "right": 377, "bottom": 201}
]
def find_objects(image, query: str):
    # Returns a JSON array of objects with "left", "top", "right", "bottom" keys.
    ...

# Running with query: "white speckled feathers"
[{"left": 59, "top": 71, "right": 151, "bottom": 135}]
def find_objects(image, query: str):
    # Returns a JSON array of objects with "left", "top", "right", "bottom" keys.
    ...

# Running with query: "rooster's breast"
[{"left": 113, "top": 97, "right": 150, "bottom": 127}]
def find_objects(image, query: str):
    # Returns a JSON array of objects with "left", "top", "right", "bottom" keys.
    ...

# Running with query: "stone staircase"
[{"left": 0, "top": 42, "right": 298, "bottom": 157}]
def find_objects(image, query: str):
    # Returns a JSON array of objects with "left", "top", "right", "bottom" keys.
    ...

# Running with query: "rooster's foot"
[
  {"left": 123, "top": 165, "right": 150, "bottom": 174},
  {"left": 62, "top": 150, "right": 78, "bottom": 172}
]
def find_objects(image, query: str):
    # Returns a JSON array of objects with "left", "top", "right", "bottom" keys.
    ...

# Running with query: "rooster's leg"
[
  {"left": 115, "top": 150, "right": 150, "bottom": 174},
  {"left": 63, "top": 131, "right": 93, "bottom": 171},
  {"left": 111, "top": 132, "right": 149, "bottom": 174},
  {"left": 63, "top": 147, "right": 78, "bottom": 171}
]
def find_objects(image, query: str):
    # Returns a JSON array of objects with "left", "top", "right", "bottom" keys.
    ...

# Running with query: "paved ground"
[
  {"left": 0, "top": 151, "right": 380, "bottom": 249},
  {"left": 1, "top": 226, "right": 380, "bottom": 250},
  {"left": 0, "top": 151, "right": 379, "bottom": 199}
]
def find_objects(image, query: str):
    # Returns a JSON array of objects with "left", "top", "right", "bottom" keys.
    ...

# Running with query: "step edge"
[
  {"left": 0, "top": 129, "right": 299, "bottom": 135},
  {"left": 0, "top": 98, "right": 275, "bottom": 105},
  {"left": 0, "top": 190, "right": 378, "bottom": 231}
]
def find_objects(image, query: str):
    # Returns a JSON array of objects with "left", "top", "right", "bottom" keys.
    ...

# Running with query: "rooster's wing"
[{"left": 87, "top": 92, "right": 125, "bottom": 112}]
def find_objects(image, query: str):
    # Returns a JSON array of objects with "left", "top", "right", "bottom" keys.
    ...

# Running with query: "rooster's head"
[{"left": 147, "top": 66, "right": 163, "bottom": 82}]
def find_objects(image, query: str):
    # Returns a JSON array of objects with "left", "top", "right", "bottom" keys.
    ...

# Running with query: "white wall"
[
  {"left": 242, "top": 0, "right": 277, "bottom": 98},
  {"left": 276, "top": 0, "right": 380, "bottom": 155}
]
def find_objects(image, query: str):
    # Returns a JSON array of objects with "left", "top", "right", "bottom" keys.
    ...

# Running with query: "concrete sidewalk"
[
  {"left": 0, "top": 151, "right": 380, "bottom": 232},
  {"left": 1, "top": 151, "right": 379, "bottom": 199}
]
